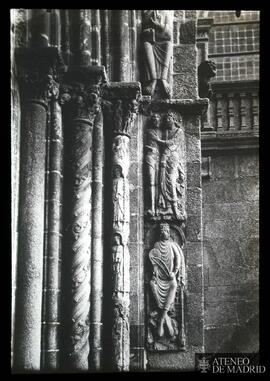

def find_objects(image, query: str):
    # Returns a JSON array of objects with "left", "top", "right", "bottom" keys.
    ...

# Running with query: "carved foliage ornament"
[
  {"left": 15, "top": 47, "right": 64, "bottom": 102},
  {"left": 59, "top": 82, "right": 101, "bottom": 120}
]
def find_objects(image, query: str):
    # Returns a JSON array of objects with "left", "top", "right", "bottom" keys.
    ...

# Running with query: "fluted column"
[
  {"left": 102, "top": 82, "right": 141, "bottom": 371},
  {"left": 14, "top": 47, "right": 61, "bottom": 371},
  {"left": 61, "top": 66, "right": 107, "bottom": 370}
]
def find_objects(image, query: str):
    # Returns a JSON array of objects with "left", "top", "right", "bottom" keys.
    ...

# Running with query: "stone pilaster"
[
  {"left": 13, "top": 47, "right": 62, "bottom": 371},
  {"left": 102, "top": 82, "right": 141, "bottom": 371},
  {"left": 61, "top": 66, "right": 107, "bottom": 370},
  {"left": 141, "top": 96, "right": 208, "bottom": 370}
]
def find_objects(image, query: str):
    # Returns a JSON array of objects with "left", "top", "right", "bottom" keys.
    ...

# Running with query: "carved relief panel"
[
  {"left": 144, "top": 111, "right": 186, "bottom": 222},
  {"left": 145, "top": 222, "right": 186, "bottom": 351}
]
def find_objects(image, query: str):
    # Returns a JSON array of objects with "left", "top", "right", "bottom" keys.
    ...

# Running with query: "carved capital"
[
  {"left": 60, "top": 66, "right": 107, "bottom": 120},
  {"left": 15, "top": 47, "right": 64, "bottom": 103},
  {"left": 102, "top": 82, "right": 141, "bottom": 136}
]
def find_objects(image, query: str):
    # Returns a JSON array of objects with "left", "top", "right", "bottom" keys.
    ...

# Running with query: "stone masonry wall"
[{"left": 202, "top": 150, "right": 259, "bottom": 352}]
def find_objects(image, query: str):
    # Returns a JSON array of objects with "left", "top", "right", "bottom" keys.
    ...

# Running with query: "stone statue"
[
  {"left": 198, "top": 60, "right": 216, "bottom": 99},
  {"left": 112, "top": 234, "right": 124, "bottom": 292},
  {"left": 148, "top": 223, "right": 186, "bottom": 350},
  {"left": 142, "top": 10, "right": 173, "bottom": 98},
  {"left": 145, "top": 114, "right": 161, "bottom": 216},
  {"left": 112, "top": 164, "right": 125, "bottom": 230},
  {"left": 158, "top": 113, "right": 185, "bottom": 220}
]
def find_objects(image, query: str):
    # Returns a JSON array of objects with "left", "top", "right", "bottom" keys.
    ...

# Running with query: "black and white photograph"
[{"left": 11, "top": 9, "right": 262, "bottom": 374}]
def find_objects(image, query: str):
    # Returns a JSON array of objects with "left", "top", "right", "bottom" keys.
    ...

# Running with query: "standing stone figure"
[
  {"left": 158, "top": 113, "right": 185, "bottom": 220},
  {"left": 112, "top": 234, "right": 124, "bottom": 293},
  {"left": 142, "top": 10, "right": 173, "bottom": 97},
  {"left": 148, "top": 223, "right": 186, "bottom": 349},
  {"left": 145, "top": 114, "right": 161, "bottom": 216},
  {"left": 112, "top": 164, "right": 125, "bottom": 230}
]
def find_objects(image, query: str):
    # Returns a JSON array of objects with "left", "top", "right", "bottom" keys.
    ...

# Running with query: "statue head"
[
  {"left": 112, "top": 164, "right": 123, "bottom": 178},
  {"left": 198, "top": 60, "right": 217, "bottom": 80},
  {"left": 159, "top": 223, "right": 170, "bottom": 240},
  {"left": 149, "top": 114, "right": 161, "bottom": 129},
  {"left": 163, "top": 112, "right": 176, "bottom": 130},
  {"left": 112, "top": 233, "right": 122, "bottom": 246}
]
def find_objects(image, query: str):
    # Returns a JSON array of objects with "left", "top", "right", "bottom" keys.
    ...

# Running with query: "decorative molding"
[{"left": 201, "top": 131, "right": 259, "bottom": 152}]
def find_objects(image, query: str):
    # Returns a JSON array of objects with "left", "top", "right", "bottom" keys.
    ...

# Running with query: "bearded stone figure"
[
  {"left": 147, "top": 223, "right": 186, "bottom": 351},
  {"left": 142, "top": 10, "right": 173, "bottom": 98}
]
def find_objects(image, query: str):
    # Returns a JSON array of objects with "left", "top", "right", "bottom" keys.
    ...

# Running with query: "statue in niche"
[
  {"left": 158, "top": 113, "right": 186, "bottom": 220},
  {"left": 147, "top": 223, "right": 186, "bottom": 351},
  {"left": 112, "top": 164, "right": 126, "bottom": 230},
  {"left": 142, "top": 10, "right": 173, "bottom": 98}
]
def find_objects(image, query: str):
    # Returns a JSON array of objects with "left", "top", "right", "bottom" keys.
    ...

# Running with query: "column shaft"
[
  {"left": 42, "top": 100, "right": 63, "bottom": 369},
  {"left": 90, "top": 111, "right": 104, "bottom": 369},
  {"left": 14, "top": 99, "right": 48, "bottom": 370}
]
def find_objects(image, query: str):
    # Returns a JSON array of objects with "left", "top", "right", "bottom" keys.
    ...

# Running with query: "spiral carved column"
[
  {"left": 102, "top": 82, "right": 141, "bottom": 371},
  {"left": 61, "top": 66, "right": 107, "bottom": 370}
]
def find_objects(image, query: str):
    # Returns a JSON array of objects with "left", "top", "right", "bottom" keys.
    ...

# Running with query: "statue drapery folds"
[
  {"left": 147, "top": 223, "right": 186, "bottom": 351},
  {"left": 145, "top": 112, "right": 186, "bottom": 221},
  {"left": 142, "top": 10, "right": 174, "bottom": 98}
]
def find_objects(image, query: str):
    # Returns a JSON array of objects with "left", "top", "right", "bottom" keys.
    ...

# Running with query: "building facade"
[{"left": 11, "top": 9, "right": 259, "bottom": 372}]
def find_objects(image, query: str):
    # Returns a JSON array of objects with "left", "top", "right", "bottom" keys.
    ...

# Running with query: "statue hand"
[{"left": 150, "top": 17, "right": 163, "bottom": 29}]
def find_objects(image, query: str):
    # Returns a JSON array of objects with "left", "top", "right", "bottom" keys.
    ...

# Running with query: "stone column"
[
  {"left": 13, "top": 47, "right": 61, "bottom": 371},
  {"left": 60, "top": 66, "right": 107, "bottom": 370},
  {"left": 90, "top": 110, "right": 104, "bottom": 370},
  {"left": 41, "top": 99, "right": 63, "bottom": 370},
  {"left": 102, "top": 82, "right": 141, "bottom": 371}
]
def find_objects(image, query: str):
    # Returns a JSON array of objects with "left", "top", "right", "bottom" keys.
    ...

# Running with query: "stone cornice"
[
  {"left": 140, "top": 96, "right": 209, "bottom": 116},
  {"left": 211, "top": 80, "right": 259, "bottom": 94},
  {"left": 201, "top": 131, "right": 259, "bottom": 152}
]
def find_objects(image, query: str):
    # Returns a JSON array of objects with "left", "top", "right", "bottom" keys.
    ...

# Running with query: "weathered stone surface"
[
  {"left": 185, "top": 133, "right": 201, "bottom": 163},
  {"left": 14, "top": 100, "right": 47, "bottom": 371},
  {"left": 203, "top": 178, "right": 259, "bottom": 204},
  {"left": 205, "top": 302, "right": 238, "bottom": 327},
  {"left": 180, "top": 21, "right": 196, "bottom": 44},
  {"left": 173, "top": 45, "right": 198, "bottom": 99},
  {"left": 204, "top": 285, "right": 259, "bottom": 305},
  {"left": 187, "top": 265, "right": 203, "bottom": 293},
  {"left": 204, "top": 316, "right": 259, "bottom": 353},
  {"left": 186, "top": 186, "right": 202, "bottom": 213},
  {"left": 186, "top": 215, "right": 202, "bottom": 242},
  {"left": 147, "top": 346, "right": 203, "bottom": 370},
  {"left": 185, "top": 241, "right": 203, "bottom": 265}
]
